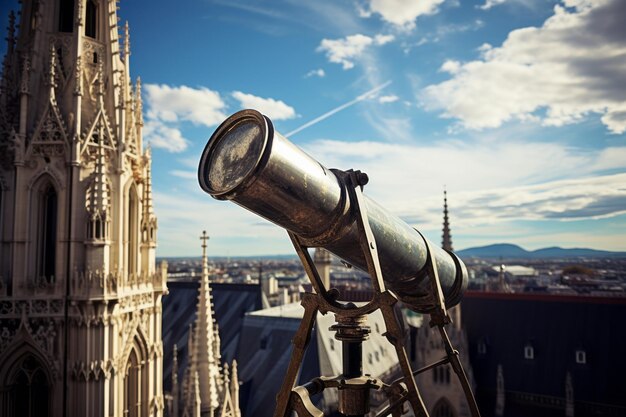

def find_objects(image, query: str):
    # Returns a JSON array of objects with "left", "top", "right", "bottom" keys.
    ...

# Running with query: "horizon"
[
  {"left": 156, "top": 242, "right": 626, "bottom": 260},
  {"left": 1, "top": 0, "right": 625, "bottom": 256}
]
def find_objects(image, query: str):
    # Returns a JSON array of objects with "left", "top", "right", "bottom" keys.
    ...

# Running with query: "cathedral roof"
[{"left": 462, "top": 292, "right": 626, "bottom": 413}]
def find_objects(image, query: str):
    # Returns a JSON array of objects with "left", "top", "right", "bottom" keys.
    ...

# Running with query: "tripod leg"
[
  {"left": 274, "top": 294, "right": 319, "bottom": 417},
  {"left": 437, "top": 326, "right": 482, "bottom": 417},
  {"left": 379, "top": 298, "right": 430, "bottom": 417}
]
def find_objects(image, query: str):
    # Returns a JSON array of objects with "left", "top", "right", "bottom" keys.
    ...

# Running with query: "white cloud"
[
  {"left": 143, "top": 120, "right": 189, "bottom": 153},
  {"left": 422, "top": 0, "right": 626, "bottom": 134},
  {"left": 360, "top": 0, "right": 445, "bottom": 30},
  {"left": 231, "top": 91, "right": 296, "bottom": 120},
  {"left": 142, "top": 84, "right": 227, "bottom": 153},
  {"left": 305, "top": 68, "right": 326, "bottom": 78},
  {"left": 303, "top": 138, "right": 626, "bottom": 229},
  {"left": 440, "top": 60, "right": 461, "bottom": 74},
  {"left": 170, "top": 170, "right": 197, "bottom": 180},
  {"left": 144, "top": 84, "right": 227, "bottom": 127},
  {"left": 154, "top": 187, "right": 292, "bottom": 256},
  {"left": 478, "top": 0, "right": 507, "bottom": 10},
  {"left": 378, "top": 95, "right": 399, "bottom": 103},
  {"left": 317, "top": 33, "right": 395, "bottom": 70}
]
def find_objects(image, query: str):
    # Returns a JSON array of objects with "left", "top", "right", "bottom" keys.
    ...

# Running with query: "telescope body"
[{"left": 198, "top": 110, "right": 467, "bottom": 312}]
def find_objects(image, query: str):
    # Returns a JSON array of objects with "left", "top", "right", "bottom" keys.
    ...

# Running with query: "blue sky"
[{"left": 1, "top": 0, "right": 625, "bottom": 256}]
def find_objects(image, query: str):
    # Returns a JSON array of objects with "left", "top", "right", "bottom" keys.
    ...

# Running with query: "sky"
[{"left": 1, "top": 0, "right": 625, "bottom": 256}]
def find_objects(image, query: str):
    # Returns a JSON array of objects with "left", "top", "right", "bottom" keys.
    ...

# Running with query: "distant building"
[
  {"left": 0, "top": 1, "right": 166, "bottom": 416},
  {"left": 463, "top": 292, "right": 626, "bottom": 417}
]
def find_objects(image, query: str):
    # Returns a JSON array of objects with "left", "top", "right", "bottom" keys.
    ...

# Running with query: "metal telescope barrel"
[{"left": 198, "top": 109, "right": 467, "bottom": 313}]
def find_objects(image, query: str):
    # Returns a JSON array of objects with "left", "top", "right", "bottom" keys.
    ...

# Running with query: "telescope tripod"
[{"left": 273, "top": 170, "right": 481, "bottom": 417}]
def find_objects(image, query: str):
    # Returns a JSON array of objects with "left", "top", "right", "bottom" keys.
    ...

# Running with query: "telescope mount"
[{"left": 273, "top": 169, "right": 481, "bottom": 417}]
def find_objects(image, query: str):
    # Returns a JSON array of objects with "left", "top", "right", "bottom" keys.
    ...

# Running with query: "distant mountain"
[{"left": 457, "top": 243, "right": 626, "bottom": 259}]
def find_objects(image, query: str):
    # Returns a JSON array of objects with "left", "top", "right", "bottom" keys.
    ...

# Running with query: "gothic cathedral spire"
[{"left": 0, "top": 1, "right": 167, "bottom": 416}]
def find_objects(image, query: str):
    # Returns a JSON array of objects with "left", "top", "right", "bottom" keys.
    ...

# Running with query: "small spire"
[
  {"left": 74, "top": 55, "right": 82, "bottom": 96},
  {"left": 19, "top": 56, "right": 30, "bottom": 96},
  {"left": 231, "top": 360, "right": 240, "bottom": 417},
  {"left": 48, "top": 44, "right": 57, "bottom": 91},
  {"left": 142, "top": 151, "right": 155, "bottom": 218},
  {"left": 135, "top": 77, "right": 143, "bottom": 124},
  {"left": 96, "top": 60, "right": 104, "bottom": 105},
  {"left": 192, "top": 372, "right": 201, "bottom": 417},
  {"left": 89, "top": 137, "right": 109, "bottom": 221},
  {"left": 223, "top": 362, "right": 230, "bottom": 385},
  {"left": 6, "top": 11, "right": 15, "bottom": 54},
  {"left": 172, "top": 344, "right": 180, "bottom": 417},
  {"left": 172, "top": 344, "right": 179, "bottom": 380},
  {"left": 124, "top": 21, "right": 131, "bottom": 60}
]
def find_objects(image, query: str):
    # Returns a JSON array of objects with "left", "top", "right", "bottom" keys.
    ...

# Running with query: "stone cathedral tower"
[{"left": 0, "top": 1, "right": 167, "bottom": 417}]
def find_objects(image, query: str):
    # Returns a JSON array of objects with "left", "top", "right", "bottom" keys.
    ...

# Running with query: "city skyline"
[{"left": 1, "top": 0, "right": 624, "bottom": 256}]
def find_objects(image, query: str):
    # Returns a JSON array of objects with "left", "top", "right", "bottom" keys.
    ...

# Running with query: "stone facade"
[{"left": 0, "top": 1, "right": 167, "bottom": 416}]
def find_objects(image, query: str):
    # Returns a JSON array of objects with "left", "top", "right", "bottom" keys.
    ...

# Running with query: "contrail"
[{"left": 286, "top": 80, "right": 392, "bottom": 137}]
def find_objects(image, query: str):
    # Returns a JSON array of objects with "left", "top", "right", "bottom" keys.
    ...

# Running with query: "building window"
[
  {"left": 58, "top": 0, "right": 74, "bottom": 32},
  {"left": 85, "top": 0, "right": 97, "bottom": 38},
  {"left": 477, "top": 340, "right": 487, "bottom": 355},
  {"left": 38, "top": 184, "right": 57, "bottom": 282},
  {"left": 124, "top": 349, "right": 140, "bottom": 417},
  {"left": 433, "top": 366, "right": 451, "bottom": 385},
  {"left": 6, "top": 355, "right": 50, "bottom": 417},
  {"left": 524, "top": 344, "right": 534, "bottom": 360},
  {"left": 575, "top": 350, "right": 586, "bottom": 364}
]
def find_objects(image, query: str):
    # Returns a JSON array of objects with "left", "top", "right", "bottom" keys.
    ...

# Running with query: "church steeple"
[
  {"left": 178, "top": 232, "right": 241, "bottom": 417},
  {"left": 441, "top": 189, "right": 461, "bottom": 330},
  {"left": 442, "top": 189, "right": 453, "bottom": 252},
  {"left": 192, "top": 231, "right": 220, "bottom": 415}
]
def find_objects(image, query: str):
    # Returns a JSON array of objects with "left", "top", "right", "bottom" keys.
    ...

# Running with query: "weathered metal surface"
[{"left": 198, "top": 109, "right": 467, "bottom": 312}]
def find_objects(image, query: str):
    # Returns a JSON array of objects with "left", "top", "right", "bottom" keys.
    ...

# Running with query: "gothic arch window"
[
  {"left": 3, "top": 355, "right": 51, "bottom": 417},
  {"left": 58, "top": 0, "right": 75, "bottom": 33},
  {"left": 124, "top": 348, "right": 140, "bottom": 417},
  {"left": 37, "top": 182, "right": 58, "bottom": 283},
  {"left": 127, "top": 183, "right": 139, "bottom": 278},
  {"left": 123, "top": 334, "right": 149, "bottom": 417},
  {"left": 85, "top": 0, "right": 98, "bottom": 39},
  {"left": 432, "top": 398, "right": 456, "bottom": 417}
]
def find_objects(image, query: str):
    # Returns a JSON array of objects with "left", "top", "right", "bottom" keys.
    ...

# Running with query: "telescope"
[
  {"left": 197, "top": 109, "right": 467, "bottom": 313},
  {"left": 198, "top": 109, "right": 480, "bottom": 417}
]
